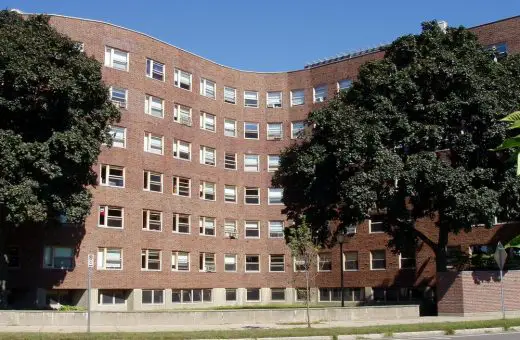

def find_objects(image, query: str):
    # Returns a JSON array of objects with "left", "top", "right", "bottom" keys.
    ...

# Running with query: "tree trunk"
[
  {"left": 436, "top": 227, "right": 449, "bottom": 272},
  {"left": 0, "top": 204, "right": 7, "bottom": 309},
  {"left": 305, "top": 270, "right": 311, "bottom": 328}
]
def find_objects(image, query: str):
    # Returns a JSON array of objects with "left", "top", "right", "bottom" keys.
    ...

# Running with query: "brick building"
[{"left": 5, "top": 13, "right": 520, "bottom": 311}]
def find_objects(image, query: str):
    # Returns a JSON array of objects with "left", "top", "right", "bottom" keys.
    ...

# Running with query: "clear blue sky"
[{"left": 2, "top": 0, "right": 519, "bottom": 71}]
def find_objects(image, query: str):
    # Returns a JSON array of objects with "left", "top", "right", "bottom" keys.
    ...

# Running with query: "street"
[{"left": 394, "top": 332, "right": 520, "bottom": 339}]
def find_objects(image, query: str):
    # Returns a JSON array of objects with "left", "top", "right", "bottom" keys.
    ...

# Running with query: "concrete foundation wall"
[{"left": 0, "top": 305, "right": 419, "bottom": 326}]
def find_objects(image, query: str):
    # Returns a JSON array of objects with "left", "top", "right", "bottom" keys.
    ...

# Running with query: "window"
[
  {"left": 244, "top": 154, "right": 259, "bottom": 172},
  {"left": 400, "top": 251, "right": 416, "bottom": 269},
  {"left": 199, "top": 252, "right": 216, "bottom": 272},
  {"left": 271, "top": 288, "right": 285, "bottom": 301},
  {"left": 338, "top": 79, "right": 352, "bottom": 91},
  {"left": 142, "top": 290, "right": 164, "bottom": 304},
  {"left": 291, "top": 89, "right": 305, "bottom": 106},
  {"left": 488, "top": 43, "right": 508, "bottom": 61},
  {"left": 224, "top": 220, "right": 238, "bottom": 238},
  {"left": 173, "top": 213, "right": 190, "bottom": 234},
  {"left": 97, "top": 248, "right": 122, "bottom": 270},
  {"left": 98, "top": 206, "right": 123, "bottom": 228},
  {"left": 146, "top": 58, "right": 165, "bottom": 81},
  {"left": 344, "top": 252, "right": 358, "bottom": 271},
  {"left": 104, "top": 46, "right": 128, "bottom": 71},
  {"left": 268, "top": 188, "right": 283, "bottom": 205},
  {"left": 224, "top": 119, "right": 237, "bottom": 137},
  {"left": 200, "top": 146, "right": 216, "bottom": 166},
  {"left": 144, "top": 95, "right": 164, "bottom": 118},
  {"left": 141, "top": 249, "right": 161, "bottom": 271},
  {"left": 267, "top": 91, "right": 282, "bottom": 108},
  {"left": 173, "top": 139, "right": 191, "bottom": 160},
  {"left": 171, "top": 251, "right": 190, "bottom": 271},
  {"left": 199, "top": 216, "right": 216, "bottom": 236},
  {"left": 6, "top": 247, "right": 20, "bottom": 268},
  {"left": 269, "top": 221, "right": 284, "bottom": 238},
  {"left": 109, "top": 126, "right": 126, "bottom": 148},
  {"left": 244, "top": 91, "right": 259, "bottom": 108},
  {"left": 143, "top": 171, "right": 163, "bottom": 192},
  {"left": 226, "top": 288, "right": 237, "bottom": 301},
  {"left": 172, "top": 176, "right": 191, "bottom": 196},
  {"left": 446, "top": 246, "right": 462, "bottom": 269},
  {"left": 144, "top": 132, "right": 163, "bottom": 155},
  {"left": 224, "top": 185, "right": 237, "bottom": 203},
  {"left": 371, "top": 250, "right": 386, "bottom": 270},
  {"left": 142, "top": 210, "right": 162, "bottom": 231},
  {"left": 291, "top": 121, "right": 305, "bottom": 139},
  {"left": 296, "top": 288, "right": 308, "bottom": 301},
  {"left": 269, "top": 255, "right": 285, "bottom": 272},
  {"left": 173, "top": 104, "right": 192, "bottom": 126},
  {"left": 294, "top": 257, "right": 307, "bottom": 272},
  {"left": 246, "top": 288, "right": 260, "bottom": 301},
  {"left": 174, "top": 68, "right": 192, "bottom": 90},
  {"left": 245, "top": 255, "right": 260, "bottom": 272},
  {"left": 369, "top": 217, "right": 385, "bottom": 233},
  {"left": 100, "top": 164, "right": 124, "bottom": 188},
  {"left": 199, "top": 181, "right": 216, "bottom": 201},
  {"left": 245, "top": 187, "right": 260, "bottom": 204},
  {"left": 98, "top": 290, "right": 126, "bottom": 305},
  {"left": 268, "top": 155, "right": 280, "bottom": 172},
  {"left": 200, "top": 112, "right": 216, "bottom": 132},
  {"left": 225, "top": 152, "right": 237, "bottom": 170},
  {"left": 267, "top": 123, "right": 283, "bottom": 140},
  {"left": 110, "top": 87, "right": 127, "bottom": 109},
  {"left": 74, "top": 41, "right": 84, "bottom": 52},
  {"left": 43, "top": 246, "right": 74, "bottom": 269},
  {"left": 318, "top": 253, "right": 332, "bottom": 271},
  {"left": 244, "top": 122, "right": 259, "bottom": 139},
  {"left": 172, "top": 289, "right": 212, "bottom": 303},
  {"left": 200, "top": 78, "right": 216, "bottom": 99},
  {"left": 245, "top": 220, "right": 260, "bottom": 238},
  {"left": 313, "top": 84, "right": 327, "bottom": 102},
  {"left": 224, "top": 254, "right": 237, "bottom": 272},
  {"left": 319, "top": 288, "right": 364, "bottom": 302},
  {"left": 224, "top": 86, "right": 236, "bottom": 104}
]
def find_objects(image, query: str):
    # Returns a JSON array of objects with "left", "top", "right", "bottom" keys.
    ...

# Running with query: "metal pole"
[
  {"left": 500, "top": 269, "right": 505, "bottom": 319},
  {"left": 340, "top": 242, "right": 344, "bottom": 307},
  {"left": 87, "top": 267, "right": 92, "bottom": 333}
]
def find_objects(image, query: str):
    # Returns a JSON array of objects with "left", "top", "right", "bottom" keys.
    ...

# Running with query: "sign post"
[
  {"left": 493, "top": 242, "right": 507, "bottom": 319},
  {"left": 87, "top": 253, "right": 94, "bottom": 333}
]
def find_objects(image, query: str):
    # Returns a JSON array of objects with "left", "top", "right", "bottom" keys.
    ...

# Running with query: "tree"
[
  {"left": 0, "top": 11, "right": 120, "bottom": 306},
  {"left": 495, "top": 111, "right": 520, "bottom": 175},
  {"left": 285, "top": 217, "right": 319, "bottom": 328},
  {"left": 273, "top": 21, "right": 520, "bottom": 272}
]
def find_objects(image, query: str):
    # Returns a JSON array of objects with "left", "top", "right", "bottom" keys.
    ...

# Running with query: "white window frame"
[
  {"left": 267, "top": 91, "right": 282, "bottom": 108},
  {"left": 146, "top": 58, "right": 165, "bottom": 81},
  {"left": 97, "top": 248, "right": 123, "bottom": 270},
  {"left": 369, "top": 218, "right": 385, "bottom": 233},
  {"left": 110, "top": 86, "right": 128, "bottom": 109},
  {"left": 344, "top": 251, "right": 359, "bottom": 271},
  {"left": 100, "top": 164, "right": 125, "bottom": 188},
  {"left": 313, "top": 84, "right": 327, "bottom": 102},
  {"left": 143, "top": 170, "right": 163, "bottom": 193},
  {"left": 246, "top": 288, "right": 261, "bottom": 301},
  {"left": 173, "top": 104, "right": 192, "bottom": 126},
  {"left": 269, "top": 254, "right": 285, "bottom": 272},
  {"left": 200, "top": 78, "right": 216, "bottom": 99},
  {"left": 199, "top": 181, "right": 216, "bottom": 201},
  {"left": 141, "top": 249, "right": 162, "bottom": 271},
  {"left": 199, "top": 252, "right": 216, "bottom": 272},
  {"left": 290, "top": 89, "right": 305, "bottom": 106},
  {"left": 244, "top": 122, "right": 259, "bottom": 139},
  {"left": 200, "top": 112, "right": 216, "bottom": 133},
  {"left": 109, "top": 126, "right": 126, "bottom": 148},
  {"left": 224, "top": 118, "right": 237, "bottom": 137},
  {"left": 142, "top": 209, "right": 162, "bottom": 232},
  {"left": 268, "top": 188, "right": 283, "bottom": 205},
  {"left": 199, "top": 216, "right": 216, "bottom": 236},
  {"left": 337, "top": 79, "right": 352, "bottom": 91},
  {"left": 173, "top": 139, "right": 191, "bottom": 161},
  {"left": 268, "top": 155, "right": 280, "bottom": 172},
  {"left": 43, "top": 246, "right": 74, "bottom": 269},
  {"left": 141, "top": 290, "right": 164, "bottom": 305},
  {"left": 224, "top": 185, "right": 237, "bottom": 203},
  {"left": 144, "top": 95, "right": 164, "bottom": 118},
  {"left": 224, "top": 254, "right": 237, "bottom": 272},
  {"left": 144, "top": 132, "right": 164, "bottom": 155},
  {"left": 244, "top": 154, "right": 260, "bottom": 172},
  {"left": 172, "top": 288, "right": 212, "bottom": 303},
  {"left": 224, "top": 152, "right": 237, "bottom": 170},
  {"left": 245, "top": 220, "right": 260, "bottom": 239},
  {"left": 171, "top": 251, "right": 190, "bottom": 271},
  {"left": 291, "top": 121, "right": 305, "bottom": 139},
  {"left": 172, "top": 176, "right": 191, "bottom": 197},
  {"left": 268, "top": 221, "right": 284, "bottom": 238},
  {"left": 244, "top": 91, "right": 259, "bottom": 108},
  {"left": 267, "top": 123, "right": 283, "bottom": 140},
  {"left": 245, "top": 254, "right": 260, "bottom": 272},
  {"left": 224, "top": 86, "right": 236, "bottom": 104},
  {"left": 104, "top": 46, "right": 129, "bottom": 71},
  {"left": 98, "top": 206, "right": 124, "bottom": 229},
  {"left": 200, "top": 145, "right": 216, "bottom": 166},
  {"left": 174, "top": 68, "right": 192, "bottom": 91},
  {"left": 98, "top": 290, "right": 126, "bottom": 305},
  {"left": 293, "top": 257, "right": 307, "bottom": 272},
  {"left": 224, "top": 219, "right": 238, "bottom": 238},
  {"left": 317, "top": 253, "right": 332, "bottom": 272},
  {"left": 173, "top": 213, "right": 191, "bottom": 234},
  {"left": 399, "top": 252, "right": 416, "bottom": 270},
  {"left": 244, "top": 187, "right": 260, "bottom": 205},
  {"left": 370, "top": 250, "right": 386, "bottom": 270}
]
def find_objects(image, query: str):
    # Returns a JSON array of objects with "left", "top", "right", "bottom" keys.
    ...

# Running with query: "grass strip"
[{"left": 0, "top": 318, "right": 519, "bottom": 339}]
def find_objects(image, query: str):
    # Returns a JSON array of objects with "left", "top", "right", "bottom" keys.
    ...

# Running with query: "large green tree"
[
  {"left": 0, "top": 11, "right": 120, "bottom": 306},
  {"left": 273, "top": 22, "right": 520, "bottom": 272}
]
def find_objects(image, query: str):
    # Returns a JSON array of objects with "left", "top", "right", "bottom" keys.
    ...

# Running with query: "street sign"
[
  {"left": 87, "top": 254, "right": 95, "bottom": 268},
  {"left": 494, "top": 242, "right": 508, "bottom": 270}
]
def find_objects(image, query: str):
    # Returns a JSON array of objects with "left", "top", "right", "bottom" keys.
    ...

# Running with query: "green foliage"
[
  {"left": 273, "top": 21, "right": 520, "bottom": 271},
  {"left": 495, "top": 111, "right": 520, "bottom": 175},
  {"left": 58, "top": 305, "right": 85, "bottom": 311},
  {"left": 0, "top": 11, "right": 120, "bottom": 225}
]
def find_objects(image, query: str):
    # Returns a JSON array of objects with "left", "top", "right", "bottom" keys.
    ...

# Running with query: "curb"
[
  {"left": 392, "top": 330, "right": 446, "bottom": 338},
  {"left": 453, "top": 327, "right": 504, "bottom": 335}
]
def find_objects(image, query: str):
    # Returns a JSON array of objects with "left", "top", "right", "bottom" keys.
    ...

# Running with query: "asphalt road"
[{"left": 395, "top": 332, "right": 520, "bottom": 339}]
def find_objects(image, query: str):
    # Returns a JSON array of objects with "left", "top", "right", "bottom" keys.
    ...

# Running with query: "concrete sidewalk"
[{"left": 0, "top": 314, "right": 512, "bottom": 333}]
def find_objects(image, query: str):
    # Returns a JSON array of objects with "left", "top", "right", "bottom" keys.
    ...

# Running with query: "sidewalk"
[{"left": 0, "top": 314, "right": 511, "bottom": 333}]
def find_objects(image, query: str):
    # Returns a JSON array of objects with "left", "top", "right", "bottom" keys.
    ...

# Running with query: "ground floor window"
[
  {"left": 246, "top": 288, "right": 260, "bottom": 301},
  {"left": 225, "top": 288, "right": 237, "bottom": 301},
  {"left": 172, "top": 289, "right": 212, "bottom": 303},
  {"left": 142, "top": 289, "right": 164, "bottom": 304},
  {"left": 373, "top": 287, "right": 422, "bottom": 302},
  {"left": 98, "top": 290, "right": 126, "bottom": 305},
  {"left": 270, "top": 288, "right": 286, "bottom": 301},
  {"left": 319, "top": 288, "right": 364, "bottom": 302}
]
